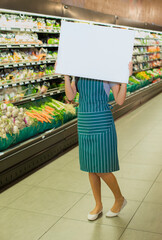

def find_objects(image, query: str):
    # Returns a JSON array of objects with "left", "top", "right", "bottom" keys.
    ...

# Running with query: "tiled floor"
[{"left": 0, "top": 93, "right": 162, "bottom": 240}]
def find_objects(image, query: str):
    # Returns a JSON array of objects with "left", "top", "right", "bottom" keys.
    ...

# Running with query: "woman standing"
[{"left": 60, "top": 62, "right": 132, "bottom": 221}]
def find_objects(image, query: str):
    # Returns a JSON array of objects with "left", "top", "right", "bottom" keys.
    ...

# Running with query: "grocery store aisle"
[{"left": 0, "top": 93, "right": 162, "bottom": 240}]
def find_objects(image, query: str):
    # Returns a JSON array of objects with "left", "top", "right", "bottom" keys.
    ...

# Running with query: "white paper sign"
[{"left": 56, "top": 21, "right": 135, "bottom": 83}]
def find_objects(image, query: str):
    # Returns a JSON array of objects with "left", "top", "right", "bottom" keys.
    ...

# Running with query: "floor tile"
[
  {"left": 114, "top": 163, "right": 160, "bottom": 181},
  {"left": 64, "top": 194, "right": 140, "bottom": 228},
  {"left": 0, "top": 207, "right": 59, "bottom": 240},
  {"left": 88, "top": 178, "right": 152, "bottom": 201},
  {"left": 120, "top": 229, "right": 162, "bottom": 240},
  {"left": 128, "top": 202, "right": 162, "bottom": 234},
  {"left": 19, "top": 168, "right": 54, "bottom": 186},
  {"left": 144, "top": 182, "right": 162, "bottom": 204},
  {"left": 122, "top": 149, "right": 162, "bottom": 166},
  {"left": 156, "top": 171, "right": 162, "bottom": 182},
  {"left": 40, "top": 217, "right": 124, "bottom": 240},
  {"left": 0, "top": 183, "right": 32, "bottom": 206},
  {"left": 42, "top": 152, "right": 76, "bottom": 172},
  {"left": 61, "top": 158, "right": 81, "bottom": 172},
  {"left": 38, "top": 169, "right": 91, "bottom": 193},
  {"left": 9, "top": 186, "right": 83, "bottom": 217}
]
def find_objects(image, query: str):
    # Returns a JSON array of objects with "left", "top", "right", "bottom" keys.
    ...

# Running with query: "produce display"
[
  {"left": 0, "top": 97, "right": 76, "bottom": 151},
  {"left": 0, "top": 13, "right": 60, "bottom": 30},
  {"left": 0, "top": 48, "right": 57, "bottom": 65},
  {"left": 0, "top": 103, "right": 34, "bottom": 138}
]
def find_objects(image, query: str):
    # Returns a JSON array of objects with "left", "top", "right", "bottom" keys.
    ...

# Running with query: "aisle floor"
[{"left": 0, "top": 93, "right": 162, "bottom": 240}]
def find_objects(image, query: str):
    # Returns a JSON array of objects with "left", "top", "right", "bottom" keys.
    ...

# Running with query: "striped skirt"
[{"left": 78, "top": 110, "right": 119, "bottom": 173}]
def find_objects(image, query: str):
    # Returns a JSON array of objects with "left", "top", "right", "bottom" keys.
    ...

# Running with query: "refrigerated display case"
[{"left": 0, "top": 8, "right": 161, "bottom": 189}]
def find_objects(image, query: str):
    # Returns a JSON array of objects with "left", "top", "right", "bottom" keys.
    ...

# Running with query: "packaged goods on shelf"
[
  {"left": 0, "top": 13, "right": 61, "bottom": 30},
  {"left": 0, "top": 32, "right": 42, "bottom": 45}
]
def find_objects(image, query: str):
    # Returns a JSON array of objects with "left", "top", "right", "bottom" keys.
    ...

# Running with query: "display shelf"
[
  {"left": 0, "top": 59, "right": 56, "bottom": 69},
  {"left": 13, "top": 87, "right": 65, "bottom": 105},
  {"left": 134, "top": 44, "right": 162, "bottom": 47},
  {"left": 0, "top": 26, "right": 60, "bottom": 34},
  {"left": 133, "top": 51, "right": 161, "bottom": 56},
  {"left": 0, "top": 44, "right": 59, "bottom": 49},
  {"left": 133, "top": 59, "right": 161, "bottom": 64},
  {"left": 133, "top": 66, "right": 162, "bottom": 73},
  {"left": 135, "top": 37, "right": 161, "bottom": 40},
  {"left": 0, "top": 74, "right": 62, "bottom": 89}
]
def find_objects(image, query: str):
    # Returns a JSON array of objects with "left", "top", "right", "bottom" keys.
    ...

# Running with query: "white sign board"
[{"left": 56, "top": 21, "right": 135, "bottom": 83}]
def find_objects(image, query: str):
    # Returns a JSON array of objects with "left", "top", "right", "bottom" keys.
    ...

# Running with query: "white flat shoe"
[
  {"left": 106, "top": 198, "right": 127, "bottom": 218},
  {"left": 87, "top": 209, "right": 103, "bottom": 221}
]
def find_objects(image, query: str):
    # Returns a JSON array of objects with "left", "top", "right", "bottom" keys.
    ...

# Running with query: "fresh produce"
[
  {"left": 129, "top": 76, "right": 140, "bottom": 84},
  {"left": 0, "top": 103, "right": 34, "bottom": 138},
  {"left": 23, "top": 97, "right": 76, "bottom": 124}
]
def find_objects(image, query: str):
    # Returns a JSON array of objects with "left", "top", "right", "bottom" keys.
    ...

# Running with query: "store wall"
[{"left": 61, "top": 0, "right": 162, "bottom": 26}]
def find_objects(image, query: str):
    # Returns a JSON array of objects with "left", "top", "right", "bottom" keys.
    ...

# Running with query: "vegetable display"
[{"left": 0, "top": 103, "right": 34, "bottom": 138}]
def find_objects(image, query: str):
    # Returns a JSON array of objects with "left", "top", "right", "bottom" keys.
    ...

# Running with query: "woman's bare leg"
[
  {"left": 88, "top": 172, "right": 103, "bottom": 214},
  {"left": 96, "top": 172, "right": 124, "bottom": 213}
]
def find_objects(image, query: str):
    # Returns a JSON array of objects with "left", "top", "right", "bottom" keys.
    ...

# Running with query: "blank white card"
[{"left": 56, "top": 21, "right": 135, "bottom": 83}]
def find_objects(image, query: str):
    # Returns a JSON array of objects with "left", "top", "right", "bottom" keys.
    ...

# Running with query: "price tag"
[
  {"left": 50, "top": 92, "right": 53, "bottom": 95},
  {"left": 4, "top": 65, "right": 9, "bottom": 68},
  {"left": 20, "top": 82, "right": 24, "bottom": 85},
  {"left": 7, "top": 45, "right": 11, "bottom": 48},
  {"left": 31, "top": 98, "right": 35, "bottom": 101},
  {"left": 49, "top": 76, "right": 53, "bottom": 79},
  {"left": 13, "top": 64, "right": 18, "bottom": 67},
  {"left": 0, "top": 86, "right": 3, "bottom": 89},
  {"left": 27, "top": 44, "right": 32, "bottom": 47},
  {"left": 19, "top": 63, "right": 23, "bottom": 66},
  {"left": 43, "top": 94, "right": 46, "bottom": 98},
  {"left": 1, "top": 27, "right": 5, "bottom": 30},
  {"left": 26, "top": 29, "right": 30, "bottom": 32},
  {"left": 57, "top": 90, "right": 60, "bottom": 93},
  {"left": 12, "top": 83, "right": 17, "bottom": 86},
  {"left": 4, "top": 85, "right": 8, "bottom": 88},
  {"left": 37, "top": 79, "right": 41, "bottom": 82},
  {"left": 31, "top": 80, "right": 35, "bottom": 83},
  {"left": 20, "top": 44, "right": 24, "bottom": 48},
  {"left": 21, "top": 28, "right": 25, "bottom": 31},
  {"left": 6, "top": 28, "right": 11, "bottom": 31},
  {"left": 35, "top": 44, "right": 39, "bottom": 47},
  {"left": 31, "top": 62, "right": 35, "bottom": 65},
  {"left": 26, "top": 63, "right": 30, "bottom": 66},
  {"left": 25, "top": 81, "right": 29, "bottom": 84}
]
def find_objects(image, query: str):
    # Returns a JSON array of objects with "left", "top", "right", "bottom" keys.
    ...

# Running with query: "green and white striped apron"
[{"left": 77, "top": 78, "right": 119, "bottom": 173}]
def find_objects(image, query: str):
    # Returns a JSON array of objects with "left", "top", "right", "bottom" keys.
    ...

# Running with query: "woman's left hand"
[{"left": 129, "top": 61, "right": 133, "bottom": 76}]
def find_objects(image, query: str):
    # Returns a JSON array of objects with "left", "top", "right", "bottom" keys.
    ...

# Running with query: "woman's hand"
[{"left": 129, "top": 61, "right": 133, "bottom": 76}]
